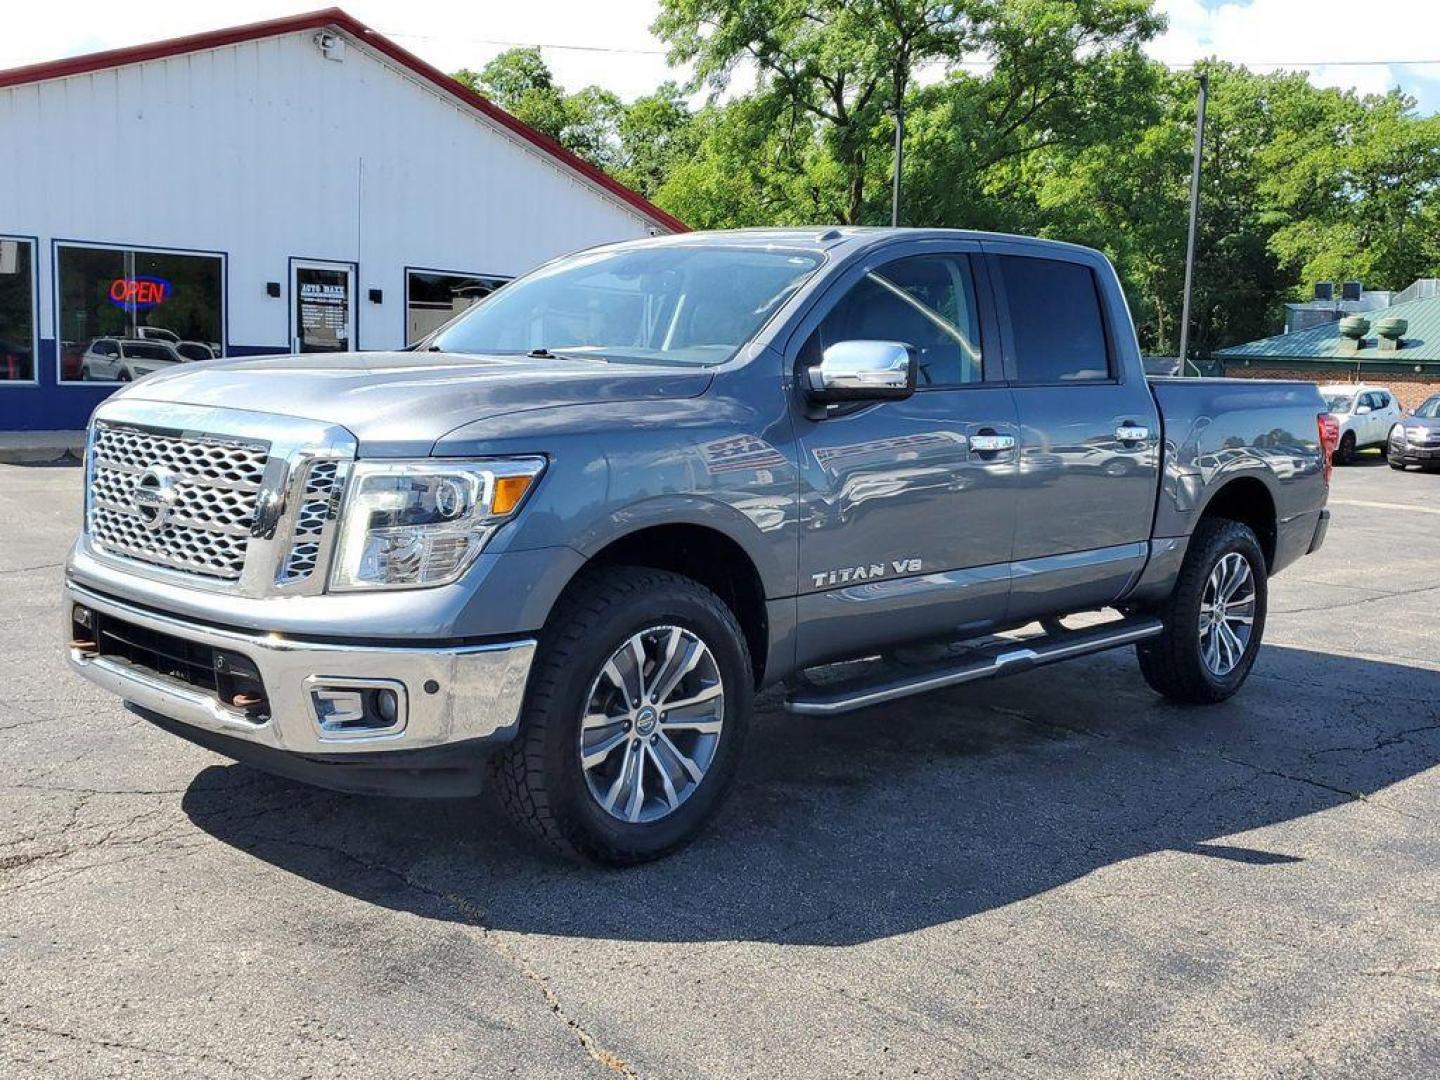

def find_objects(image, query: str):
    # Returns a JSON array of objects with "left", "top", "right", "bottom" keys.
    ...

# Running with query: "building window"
[
  {"left": 0, "top": 238, "right": 36, "bottom": 382},
  {"left": 406, "top": 270, "right": 508, "bottom": 345},
  {"left": 56, "top": 243, "right": 224, "bottom": 383}
]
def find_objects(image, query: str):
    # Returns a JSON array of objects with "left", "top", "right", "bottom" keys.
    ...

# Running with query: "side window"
[
  {"left": 1378, "top": 392, "right": 1393, "bottom": 409},
  {"left": 995, "top": 255, "right": 1111, "bottom": 383},
  {"left": 95, "top": 340, "right": 117, "bottom": 357},
  {"left": 812, "top": 254, "right": 984, "bottom": 387}
]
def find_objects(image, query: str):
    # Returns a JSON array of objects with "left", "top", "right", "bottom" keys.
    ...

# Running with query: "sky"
[{"left": 3, "top": 0, "right": 1439, "bottom": 113}]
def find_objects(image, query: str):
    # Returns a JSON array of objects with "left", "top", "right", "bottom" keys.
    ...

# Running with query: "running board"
[{"left": 783, "top": 616, "right": 1164, "bottom": 716}]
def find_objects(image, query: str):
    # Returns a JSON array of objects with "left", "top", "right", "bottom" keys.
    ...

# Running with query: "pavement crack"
[
  {"left": 0, "top": 1016, "right": 246, "bottom": 1073},
  {"left": 1308, "top": 724, "right": 1440, "bottom": 757},
  {"left": 254, "top": 834, "right": 640, "bottom": 1078},
  {"left": 0, "top": 561, "right": 63, "bottom": 576},
  {"left": 1273, "top": 577, "right": 1440, "bottom": 615}
]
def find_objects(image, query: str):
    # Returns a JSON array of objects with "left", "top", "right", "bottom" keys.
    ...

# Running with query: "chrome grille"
[
  {"left": 279, "top": 459, "right": 341, "bottom": 584},
  {"left": 88, "top": 423, "right": 270, "bottom": 580}
]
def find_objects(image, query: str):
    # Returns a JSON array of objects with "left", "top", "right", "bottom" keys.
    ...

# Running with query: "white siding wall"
[{"left": 0, "top": 28, "right": 659, "bottom": 354}]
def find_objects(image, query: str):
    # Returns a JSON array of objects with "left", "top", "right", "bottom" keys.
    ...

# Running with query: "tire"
[
  {"left": 1136, "top": 518, "right": 1268, "bottom": 704},
  {"left": 490, "top": 566, "right": 753, "bottom": 866},
  {"left": 1334, "top": 432, "right": 1355, "bottom": 465},
  {"left": 117, "top": 370, "right": 133, "bottom": 383}
]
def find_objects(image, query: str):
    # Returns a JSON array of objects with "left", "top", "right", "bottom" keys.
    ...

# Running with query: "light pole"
[
  {"left": 1178, "top": 71, "right": 1209, "bottom": 374},
  {"left": 891, "top": 102, "right": 904, "bottom": 228}
]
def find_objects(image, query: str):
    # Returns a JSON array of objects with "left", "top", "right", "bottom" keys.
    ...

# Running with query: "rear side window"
[{"left": 996, "top": 256, "right": 1110, "bottom": 383}]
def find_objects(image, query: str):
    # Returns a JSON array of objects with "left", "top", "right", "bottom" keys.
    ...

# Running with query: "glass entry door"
[{"left": 292, "top": 260, "right": 355, "bottom": 353}]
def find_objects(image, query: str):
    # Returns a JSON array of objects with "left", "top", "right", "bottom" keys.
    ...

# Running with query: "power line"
[
  {"left": 384, "top": 28, "right": 1440, "bottom": 68},
  {"left": 380, "top": 30, "right": 668, "bottom": 55}
]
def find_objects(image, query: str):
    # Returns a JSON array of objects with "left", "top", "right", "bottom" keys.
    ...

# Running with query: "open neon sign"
[{"left": 108, "top": 275, "right": 171, "bottom": 310}]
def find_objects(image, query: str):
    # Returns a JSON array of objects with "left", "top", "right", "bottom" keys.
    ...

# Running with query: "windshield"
[
  {"left": 1323, "top": 393, "right": 1354, "bottom": 413},
  {"left": 1415, "top": 396, "right": 1440, "bottom": 419},
  {"left": 428, "top": 244, "right": 823, "bottom": 366}
]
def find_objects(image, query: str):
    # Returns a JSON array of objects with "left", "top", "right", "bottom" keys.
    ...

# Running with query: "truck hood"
[{"left": 118, "top": 351, "right": 713, "bottom": 453}]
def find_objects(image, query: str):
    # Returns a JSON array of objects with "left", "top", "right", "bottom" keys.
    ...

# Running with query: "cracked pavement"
[{"left": 1, "top": 456, "right": 1437, "bottom": 1078}]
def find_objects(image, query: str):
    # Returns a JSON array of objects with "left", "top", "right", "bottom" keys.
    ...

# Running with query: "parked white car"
[
  {"left": 1319, "top": 383, "right": 1403, "bottom": 463},
  {"left": 79, "top": 337, "right": 186, "bottom": 382}
]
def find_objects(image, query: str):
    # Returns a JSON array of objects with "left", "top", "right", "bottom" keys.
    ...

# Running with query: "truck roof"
[{"left": 611, "top": 226, "right": 1106, "bottom": 259}]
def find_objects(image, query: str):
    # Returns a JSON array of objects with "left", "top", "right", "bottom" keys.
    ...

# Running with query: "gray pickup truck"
[{"left": 65, "top": 228, "right": 1335, "bottom": 864}]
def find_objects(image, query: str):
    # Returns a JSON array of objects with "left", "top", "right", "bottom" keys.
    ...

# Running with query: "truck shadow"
[{"left": 180, "top": 644, "right": 1439, "bottom": 946}]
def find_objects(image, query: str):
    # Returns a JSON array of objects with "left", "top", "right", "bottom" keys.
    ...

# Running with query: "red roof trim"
[{"left": 0, "top": 7, "right": 687, "bottom": 233}]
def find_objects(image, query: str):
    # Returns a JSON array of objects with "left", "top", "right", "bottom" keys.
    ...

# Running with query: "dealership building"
[{"left": 0, "top": 8, "right": 683, "bottom": 431}]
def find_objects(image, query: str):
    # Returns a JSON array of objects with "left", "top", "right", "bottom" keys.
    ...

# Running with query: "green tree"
[
  {"left": 1262, "top": 91, "right": 1440, "bottom": 292},
  {"left": 654, "top": 0, "right": 1162, "bottom": 225}
]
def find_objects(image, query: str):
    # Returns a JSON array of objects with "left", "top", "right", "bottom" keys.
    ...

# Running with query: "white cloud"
[
  {"left": 3, "top": 1, "right": 1437, "bottom": 110},
  {"left": 1149, "top": 0, "right": 1440, "bottom": 110}
]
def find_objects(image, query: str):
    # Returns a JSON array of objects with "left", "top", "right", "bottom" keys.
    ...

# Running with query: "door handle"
[
  {"left": 969, "top": 434, "right": 1016, "bottom": 453},
  {"left": 1115, "top": 425, "right": 1149, "bottom": 442}
]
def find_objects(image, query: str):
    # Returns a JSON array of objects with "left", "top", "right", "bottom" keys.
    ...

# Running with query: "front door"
[
  {"left": 291, "top": 260, "right": 356, "bottom": 354},
  {"left": 986, "top": 246, "right": 1161, "bottom": 620},
  {"left": 790, "top": 244, "right": 1020, "bottom": 668}
]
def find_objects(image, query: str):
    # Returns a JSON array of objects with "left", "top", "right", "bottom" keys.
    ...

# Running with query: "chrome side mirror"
[
  {"left": 805, "top": 340, "right": 917, "bottom": 405},
  {"left": 1355, "top": 404, "right": 1372, "bottom": 414}
]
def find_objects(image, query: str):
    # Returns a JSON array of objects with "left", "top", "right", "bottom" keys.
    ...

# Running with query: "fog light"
[
  {"left": 73, "top": 605, "right": 94, "bottom": 630},
  {"left": 375, "top": 689, "right": 399, "bottom": 726},
  {"left": 306, "top": 678, "right": 407, "bottom": 739}
]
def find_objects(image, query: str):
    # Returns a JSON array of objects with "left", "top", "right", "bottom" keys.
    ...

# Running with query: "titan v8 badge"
[{"left": 811, "top": 558, "right": 922, "bottom": 589}]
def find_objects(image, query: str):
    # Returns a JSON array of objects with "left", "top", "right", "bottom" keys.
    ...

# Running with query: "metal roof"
[
  {"left": 0, "top": 8, "right": 686, "bottom": 234},
  {"left": 1215, "top": 293, "right": 1440, "bottom": 365}
]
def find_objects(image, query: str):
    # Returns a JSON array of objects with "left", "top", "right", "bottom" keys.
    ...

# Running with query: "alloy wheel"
[
  {"left": 578, "top": 625, "right": 725, "bottom": 824},
  {"left": 1199, "top": 552, "right": 1255, "bottom": 676}
]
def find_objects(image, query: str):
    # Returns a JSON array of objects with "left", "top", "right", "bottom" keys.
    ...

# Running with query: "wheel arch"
[
  {"left": 1195, "top": 476, "right": 1278, "bottom": 571},
  {"left": 556, "top": 521, "right": 771, "bottom": 687}
]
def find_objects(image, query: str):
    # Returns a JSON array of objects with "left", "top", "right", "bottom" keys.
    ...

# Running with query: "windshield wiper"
[{"left": 526, "top": 346, "right": 610, "bottom": 362}]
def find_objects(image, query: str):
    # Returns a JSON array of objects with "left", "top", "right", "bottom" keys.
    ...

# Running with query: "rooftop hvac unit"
[
  {"left": 1341, "top": 281, "right": 1362, "bottom": 301},
  {"left": 1313, "top": 282, "right": 1334, "bottom": 301}
]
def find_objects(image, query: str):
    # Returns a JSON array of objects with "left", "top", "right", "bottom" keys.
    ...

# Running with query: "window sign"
[
  {"left": 292, "top": 263, "right": 354, "bottom": 353},
  {"left": 0, "top": 238, "right": 36, "bottom": 382},
  {"left": 57, "top": 244, "right": 223, "bottom": 383},
  {"left": 107, "top": 276, "right": 171, "bottom": 309},
  {"left": 406, "top": 270, "right": 509, "bottom": 345}
]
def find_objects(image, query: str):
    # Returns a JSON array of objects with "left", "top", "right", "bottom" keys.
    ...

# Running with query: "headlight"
[
  {"left": 1407, "top": 426, "right": 1429, "bottom": 442},
  {"left": 330, "top": 458, "right": 545, "bottom": 591}
]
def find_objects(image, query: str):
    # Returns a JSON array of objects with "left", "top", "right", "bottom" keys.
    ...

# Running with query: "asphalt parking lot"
[{"left": 1, "top": 456, "right": 1437, "bottom": 1078}]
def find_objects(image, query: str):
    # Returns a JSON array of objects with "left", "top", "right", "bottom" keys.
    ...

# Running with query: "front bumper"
[
  {"left": 1389, "top": 439, "right": 1440, "bottom": 465},
  {"left": 65, "top": 580, "right": 535, "bottom": 793}
]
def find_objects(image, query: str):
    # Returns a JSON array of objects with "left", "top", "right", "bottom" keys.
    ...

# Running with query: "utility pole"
[
  {"left": 1178, "top": 71, "right": 1209, "bottom": 374},
  {"left": 891, "top": 102, "right": 904, "bottom": 227}
]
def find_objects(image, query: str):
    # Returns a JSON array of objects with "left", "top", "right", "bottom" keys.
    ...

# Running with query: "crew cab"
[{"left": 64, "top": 229, "right": 1334, "bottom": 864}]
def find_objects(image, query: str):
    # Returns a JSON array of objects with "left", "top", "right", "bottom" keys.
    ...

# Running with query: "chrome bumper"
[{"left": 64, "top": 580, "right": 536, "bottom": 756}]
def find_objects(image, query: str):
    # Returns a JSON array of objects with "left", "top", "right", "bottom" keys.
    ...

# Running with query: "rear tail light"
[{"left": 1318, "top": 412, "right": 1340, "bottom": 484}]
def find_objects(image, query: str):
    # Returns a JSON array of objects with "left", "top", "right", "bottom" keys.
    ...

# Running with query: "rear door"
[
  {"left": 790, "top": 241, "right": 1020, "bottom": 666},
  {"left": 985, "top": 245, "right": 1160, "bottom": 621},
  {"left": 1373, "top": 390, "right": 1401, "bottom": 444}
]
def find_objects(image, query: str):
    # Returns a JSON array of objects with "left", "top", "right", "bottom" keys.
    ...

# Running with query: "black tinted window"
[
  {"left": 996, "top": 256, "right": 1110, "bottom": 382},
  {"left": 122, "top": 342, "right": 172, "bottom": 361},
  {"left": 815, "top": 254, "right": 983, "bottom": 386}
]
